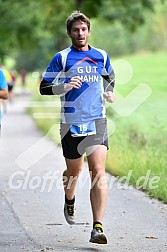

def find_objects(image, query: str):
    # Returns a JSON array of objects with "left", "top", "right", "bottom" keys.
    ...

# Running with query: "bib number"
[{"left": 70, "top": 121, "right": 96, "bottom": 137}]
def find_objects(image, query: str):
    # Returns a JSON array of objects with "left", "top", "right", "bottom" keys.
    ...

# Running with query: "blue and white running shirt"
[{"left": 43, "top": 45, "right": 114, "bottom": 124}]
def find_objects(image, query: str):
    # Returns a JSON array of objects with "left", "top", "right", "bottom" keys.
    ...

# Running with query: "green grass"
[
  {"left": 106, "top": 51, "right": 167, "bottom": 203},
  {"left": 28, "top": 51, "right": 167, "bottom": 203}
]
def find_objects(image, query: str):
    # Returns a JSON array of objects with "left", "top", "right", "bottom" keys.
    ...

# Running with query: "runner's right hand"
[{"left": 64, "top": 76, "right": 82, "bottom": 92}]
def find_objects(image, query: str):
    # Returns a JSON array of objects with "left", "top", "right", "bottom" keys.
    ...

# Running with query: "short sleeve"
[
  {"left": 0, "top": 70, "right": 8, "bottom": 89},
  {"left": 43, "top": 53, "right": 63, "bottom": 83}
]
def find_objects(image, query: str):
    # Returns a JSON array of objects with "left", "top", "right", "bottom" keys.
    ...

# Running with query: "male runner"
[{"left": 40, "top": 11, "right": 115, "bottom": 244}]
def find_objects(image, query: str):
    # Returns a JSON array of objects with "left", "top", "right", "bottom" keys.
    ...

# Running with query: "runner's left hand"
[{"left": 103, "top": 91, "right": 115, "bottom": 103}]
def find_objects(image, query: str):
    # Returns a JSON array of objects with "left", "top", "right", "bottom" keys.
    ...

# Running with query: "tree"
[
  {"left": 0, "top": 0, "right": 160, "bottom": 69},
  {"left": 0, "top": 0, "right": 43, "bottom": 60},
  {"left": 98, "top": 0, "right": 155, "bottom": 32}
]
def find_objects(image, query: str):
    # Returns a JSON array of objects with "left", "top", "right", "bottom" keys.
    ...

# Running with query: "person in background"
[
  {"left": 0, "top": 65, "right": 12, "bottom": 112},
  {"left": 0, "top": 68, "right": 8, "bottom": 131},
  {"left": 39, "top": 11, "right": 115, "bottom": 244},
  {"left": 21, "top": 69, "right": 27, "bottom": 89},
  {"left": 8, "top": 69, "right": 16, "bottom": 101}
]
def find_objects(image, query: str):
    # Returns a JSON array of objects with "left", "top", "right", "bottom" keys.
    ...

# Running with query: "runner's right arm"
[
  {"left": 39, "top": 52, "right": 66, "bottom": 95},
  {"left": 39, "top": 80, "right": 66, "bottom": 95},
  {"left": 40, "top": 76, "right": 82, "bottom": 95},
  {"left": 0, "top": 88, "right": 8, "bottom": 99}
]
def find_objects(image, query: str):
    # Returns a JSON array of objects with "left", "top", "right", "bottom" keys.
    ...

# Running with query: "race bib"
[{"left": 70, "top": 121, "right": 96, "bottom": 137}]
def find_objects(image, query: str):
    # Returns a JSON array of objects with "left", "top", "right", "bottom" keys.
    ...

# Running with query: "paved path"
[{"left": 0, "top": 91, "right": 167, "bottom": 252}]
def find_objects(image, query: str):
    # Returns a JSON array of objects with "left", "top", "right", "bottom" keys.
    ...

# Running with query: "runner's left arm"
[{"left": 102, "top": 54, "right": 115, "bottom": 93}]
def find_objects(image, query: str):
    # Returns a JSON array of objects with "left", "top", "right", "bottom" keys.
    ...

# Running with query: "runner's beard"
[{"left": 72, "top": 38, "right": 87, "bottom": 49}]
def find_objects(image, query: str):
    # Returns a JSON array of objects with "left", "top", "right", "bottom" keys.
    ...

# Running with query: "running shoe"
[
  {"left": 64, "top": 203, "right": 76, "bottom": 225},
  {"left": 89, "top": 224, "right": 107, "bottom": 244}
]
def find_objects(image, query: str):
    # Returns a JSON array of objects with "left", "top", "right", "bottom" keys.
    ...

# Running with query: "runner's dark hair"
[{"left": 66, "top": 10, "right": 90, "bottom": 33}]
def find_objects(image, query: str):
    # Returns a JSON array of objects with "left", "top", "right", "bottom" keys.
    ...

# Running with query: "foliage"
[
  {"left": 0, "top": 0, "right": 161, "bottom": 69},
  {"left": 90, "top": 0, "right": 167, "bottom": 56},
  {"left": 0, "top": 0, "right": 43, "bottom": 59},
  {"left": 98, "top": 0, "right": 154, "bottom": 32}
]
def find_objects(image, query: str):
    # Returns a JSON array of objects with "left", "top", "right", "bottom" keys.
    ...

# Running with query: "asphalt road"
[{"left": 0, "top": 90, "right": 167, "bottom": 252}]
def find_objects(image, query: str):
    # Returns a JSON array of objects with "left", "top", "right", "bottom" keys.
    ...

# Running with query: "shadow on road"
[{"left": 53, "top": 245, "right": 107, "bottom": 252}]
